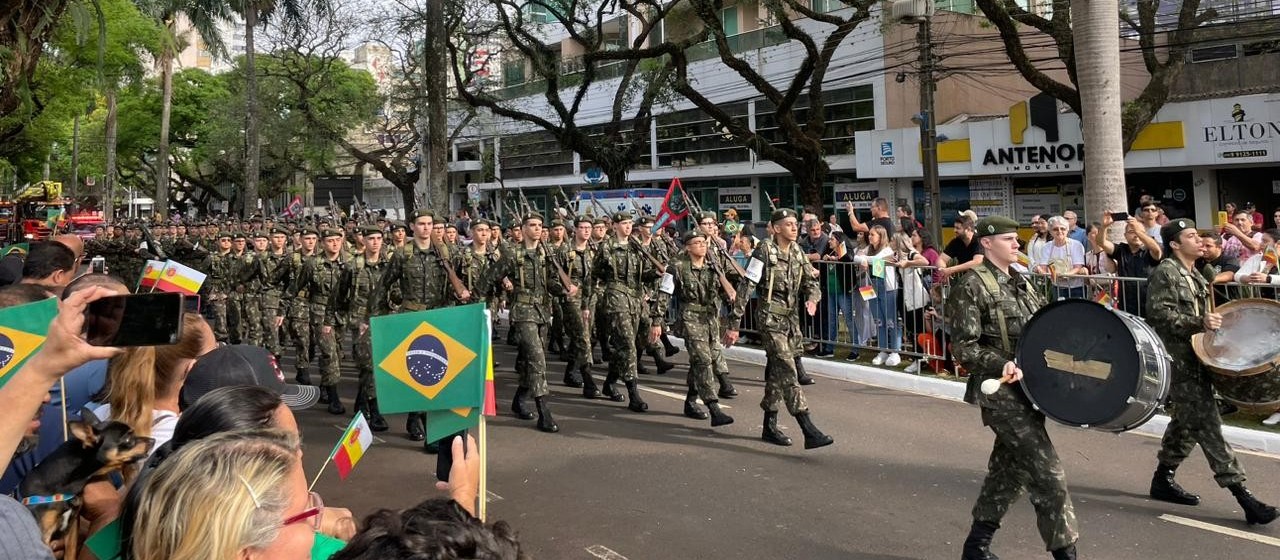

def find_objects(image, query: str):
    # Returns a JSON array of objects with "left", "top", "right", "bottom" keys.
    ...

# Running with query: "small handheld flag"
[
  {"left": 153, "top": 261, "right": 207, "bottom": 295},
  {"left": 859, "top": 285, "right": 877, "bottom": 301},
  {"left": 1093, "top": 290, "right": 1113, "bottom": 308},
  {"left": 333, "top": 413, "right": 373, "bottom": 480},
  {"left": 372, "top": 303, "right": 489, "bottom": 415},
  {"left": 138, "top": 260, "right": 166, "bottom": 290},
  {"left": 0, "top": 298, "right": 58, "bottom": 390}
]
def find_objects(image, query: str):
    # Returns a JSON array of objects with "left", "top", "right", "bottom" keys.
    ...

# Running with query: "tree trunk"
[
  {"left": 157, "top": 27, "right": 175, "bottom": 222},
  {"left": 1074, "top": 0, "right": 1128, "bottom": 235},
  {"left": 425, "top": 0, "right": 449, "bottom": 212},
  {"left": 104, "top": 85, "right": 118, "bottom": 220},
  {"left": 243, "top": 7, "right": 261, "bottom": 218}
]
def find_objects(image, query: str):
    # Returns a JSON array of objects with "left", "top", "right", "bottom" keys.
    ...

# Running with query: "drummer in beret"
[{"left": 1160, "top": 218, "right": 1196, "bottom": 254}]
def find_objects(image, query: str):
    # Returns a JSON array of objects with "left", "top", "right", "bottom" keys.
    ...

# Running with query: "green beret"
[
  {"left": 697, "top": 211, "right": 718, "bottom": 222},
  {"left": 770, "top": 208, "right": 798, "bottom": 224},
  {"left": 252, "top": 230, "right": 269, "bottom": 239},
  {"left": 301, "top": 227, "right": 320, "bottom": 237},
  {"left": 411, "top": 208, "right": 435, "bottom": 221},
  {"left": 682, "top": 230, "right": 707, "bottom": 244},
  {"left": 575, "top": 214, "right": 594, "bottom": 226},
  {"left": 592, "top": 217, "right": 608, "bottom": 226},
  {"left": 549, "top": 219, "right": 566, "bottom": 229},
  {"left": 612, "top": 212, "right": 633, "bottom": 223},
  {"left": 523, "top": 213, "right": 545, "bottom": 225},
  {"left": 361, "top": 226, "right": 384, "bottom": 237},
  {"left": 1161, "top": 218, "right": 1197, "bottom": 244},
  {"left": 390, "top": 220, "right": 407, "bottom": 231},
  {"left": 232, "top": 232, "right": 248, "bottom": 241},
  {"left": 270, "top": 226, "right": 289, "bottom": 236},
  {"left": 975, "top": 216, "right": 1020, "bottom": 238},
  {"left": 322, "top": 228, "right": 344, "bottom": 239},
  {"left": 217, "top": 231, "right": 233, "bottom": 240},
  {"left": 637, "top": 215, "right": 655, "bottom": 227}
]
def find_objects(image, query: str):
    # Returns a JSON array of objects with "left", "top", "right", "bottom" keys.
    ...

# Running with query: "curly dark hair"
[{"left": 331, "top": 498, "right": 527, "bottom": 560}]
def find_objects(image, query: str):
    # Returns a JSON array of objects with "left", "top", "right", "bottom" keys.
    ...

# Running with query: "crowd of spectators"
[{"left": 0, "top": 236, "right": 525, "bottom": 559}]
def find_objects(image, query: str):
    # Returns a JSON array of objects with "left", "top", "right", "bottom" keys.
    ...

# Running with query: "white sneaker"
[
  {"left": 885, "top": 353, "right": 902, "bottom": 367},
  {"left": 904, "top": 360, "right": 920, "bottom": 373},
  {"left": 872, "top": 352, "right": 888, "bottom": 365},
  {"left": 1265, "top": 412, "right": 1280, "bottom": 426}
]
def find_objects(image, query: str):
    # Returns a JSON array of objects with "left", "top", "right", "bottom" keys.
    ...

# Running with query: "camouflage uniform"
[
  {"left": 237, "top": 248, "right": 263, "bottom": 347},
  {"left": 335, "top": 242, "right": 392, "bottom": 429},
  {"left": 207, "top": 246, "right": 236, "bottom": 343},
  {"left": 634, "top": 232, "right": 674, "bottom": 374},
  {"left": 256, "top": 245, "right": 290, "bottom": 357},
  {"left": 281, "top": 247, "right": 318, "bottom": 384},
  {"left": 554, "top": 238, "right": 596, "bottom": 394},
  {"left": 485, "top": 231, "right": 560, "bottom": 432},
  {"left": 1147, "top": 257, "right": 1244, "bottom": 485},
  {"left": 591, "top": 221, "right": 662, "bottom": 411},
  {"left": 292, "top": 246, "right": 347, "bottom": 401},
  {"left": 655, "top": 240, "right": 734, "bottom": 427},
  {"left": 946, "top": 256, "right": 1076, "bottom": 553}
]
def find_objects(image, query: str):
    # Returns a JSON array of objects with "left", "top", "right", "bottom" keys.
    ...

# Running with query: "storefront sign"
[
  {"left": 981, "top": 144, "right": 1085, "bottom": 172},
  {"left": 1203, "top": 100, "right": 1280, "bottom": 163},
  {"left": 833, "top": 183, "right": 880, "bottom": 210},
  {"left": 717, "top": 187, "right": 755, "bottom": 212},
  {"left": 1013, "top": 186, "right": 1061, "bottom": 224},
  {"left": 969, "top": 178, "right": 1012, "bottom": 218}
]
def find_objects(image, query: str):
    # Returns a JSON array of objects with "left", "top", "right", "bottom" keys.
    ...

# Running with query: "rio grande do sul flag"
[
  {"left": 153, "top": 260, "right": 206, "bottom": 295},
  {"left": 372, "top": 303, "right": 488, "bottom": 415},
  {"left": 0, "top": 298, "right": 58, "bottom": 390},
  {"left": 332, "top": 412, "right": 373, "bottom": 480},
  {"left": 137, "top": 260, "right": 166, "bottom": 290}
]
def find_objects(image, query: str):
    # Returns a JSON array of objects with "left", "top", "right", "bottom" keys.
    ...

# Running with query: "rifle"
[
  {"left": 545, "top": 194, "right": 576, "bottom": 293},
  {"left": 434, "top": 242, "right": 470, "bottom": 302},
  {"left": 516, "top": 185, "right": 533, "bottom": 215},
  {"left": 683, "top": 189, "right": 748, "bottom": 279},
  {"left": 763, "top": 189, "right": 778, "bottom": 212},
  {"left": 326, "top": 192, "right": 341, "bottom": 229}
]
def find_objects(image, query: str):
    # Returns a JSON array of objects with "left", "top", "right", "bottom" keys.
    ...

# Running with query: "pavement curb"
[{"left": 690, "top": 340, "right": 1280, "bottom": 455}]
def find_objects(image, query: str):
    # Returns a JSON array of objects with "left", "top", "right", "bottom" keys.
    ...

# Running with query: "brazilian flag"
[
  {"left": 371, "top": 303, "right": 488, "bottom": 415},
  {"left": 0, "top": 298, "right": 58, "bottom": 390}
]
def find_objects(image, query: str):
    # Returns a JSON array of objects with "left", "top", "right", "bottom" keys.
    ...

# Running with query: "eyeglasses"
[{"left": 281, "top": 492, "right": 323, "bottom": 531}]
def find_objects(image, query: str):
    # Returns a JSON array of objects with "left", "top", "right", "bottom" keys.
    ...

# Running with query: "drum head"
[
  {"left": 1194, "top": 299, "right": 1280, "bottom": 376},
  {"left": 1017, "top": 300, "right": 1143, "bottom": 427}
]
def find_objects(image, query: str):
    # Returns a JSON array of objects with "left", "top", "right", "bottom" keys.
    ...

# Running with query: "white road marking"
[
  {"left": 585, "top": 545, "right": 629, "bottom": 560},
  {"left": 638, "top": 386, "right": 731, "bottom": 408},
  {"left": 332, "top": 424, "right": 387, "bottom": 444},
  {"left": 1159, "top": 514, "right": 1280, "bottom": 547},
  {"left": 486, "top": 490, "right": 503, "bottom": 502}
]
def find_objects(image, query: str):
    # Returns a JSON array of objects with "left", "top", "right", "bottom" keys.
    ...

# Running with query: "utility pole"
[{"left": 916, "top": 16, "right": 942, "bottom": 245}]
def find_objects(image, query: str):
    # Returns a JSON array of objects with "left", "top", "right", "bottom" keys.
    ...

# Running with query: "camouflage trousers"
[
  {"left": 513, "top": 321, "right": 549, "bottom": 398},
  {"left": 636, "top": 310, "right": 664, "bottom": 356},
  {"left": 759, "top": 319, "right": 807, "bottom": 415},
  {"left": 1157, "top": 368, "right": 1245, "bottom": 487},
  {"left": 559, "top": 297, "right": 591, "bottom": 373},
  {"left": 309, "top": 306, "right": 342, "bottom": 387},
  {"left": 351, "top": 323, "right": 375, "bottom": 399},
  {"left": 974, "top": 406, "right": 1078, "bottom": 551},
  {"left": 549, "top": 301, "right": 564, "bottom": 350},
  {"left": 683, "top": 313, "right": 720, "bottom": 404},
  {"left": 241, "top": 295, "right": 263, "bottom": 347},
  {"left": 287, "top": 301, "right": 313, "bottom": 377},
  {"left": 603, "top": 308, "right": 641, "bottom": 383},
  {"left": 209, "top": 295, "right": 230, "bottom": 343},
  {"left": 260, "top": 297, "right": 282, "bottom": 357},
  {"left": 228, "top": 292, "right": 244, "bottom": 344}
]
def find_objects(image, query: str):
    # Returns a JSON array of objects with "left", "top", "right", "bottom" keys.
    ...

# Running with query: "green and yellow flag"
[
  {"left": 425, "top": 308, "right": 493, "bottom": 444},
  {"left": 372, "top": 303, "right": 488, "bottom": 415},
  {"left": 0, "top": 298, "right": 58, "bottom": 390}
]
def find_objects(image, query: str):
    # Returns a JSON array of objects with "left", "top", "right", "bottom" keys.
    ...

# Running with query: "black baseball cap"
[{"left": 180, "top": 345, "right": 319, "bottom": 410}]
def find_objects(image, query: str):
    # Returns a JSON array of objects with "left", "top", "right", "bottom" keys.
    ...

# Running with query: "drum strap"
[{"left": 973, "top": 266, "right": 1011, "bottom": 353}]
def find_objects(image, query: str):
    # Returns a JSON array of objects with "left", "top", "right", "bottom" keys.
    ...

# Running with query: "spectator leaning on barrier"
[
  {"left": 853, "top": 225, "right": 903, "bottom": 367},
  {"left": 1222, "top": 210, "right": 1264, "bottom": 260},
  {"left": 1036, "top": 216, "right": 1087, "bottom": 300},
  {"left": 1235, "top": 229, "right": 1280, "bottom": 286},
  {"left": 1098, "top": 211, "right": 1161, "bottom": 316}
]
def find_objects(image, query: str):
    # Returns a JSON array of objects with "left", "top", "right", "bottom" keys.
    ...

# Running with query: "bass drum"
[
  {"left": 1192, "top": 298, "right": 1280, "bottom": 414},
  {"left": 1017, "top": 299, "right": 1171, "bottom": 432}
]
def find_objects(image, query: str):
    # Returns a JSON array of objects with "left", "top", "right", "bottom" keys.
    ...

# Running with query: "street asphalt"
[{"left": 287, "top": 336, "right": 1280, "bottom": 560}]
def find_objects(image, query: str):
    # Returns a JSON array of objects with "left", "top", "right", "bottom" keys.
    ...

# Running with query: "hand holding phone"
[
  {"left": 1108, "top": 212, "right": 1129, "bottom": 223},
  {"left": 84, "top": 292, "right": 184, "bottom": 346},
  {"left": 434, "top": 432, "right": 480, "bottom": 517}
]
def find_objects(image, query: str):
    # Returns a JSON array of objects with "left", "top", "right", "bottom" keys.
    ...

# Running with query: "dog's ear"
[
  {"left": 68, "top": 420, "right": 98, "bottom": 448},
  {"left": 78, "top": 406, "right": 102, "bottom": 429}
]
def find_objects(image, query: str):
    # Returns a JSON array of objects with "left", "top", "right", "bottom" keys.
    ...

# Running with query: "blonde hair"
[
  {"left": 868, "top": 225, "right": 890, "bottom": 252},
  {"left": 128, "top": 429, "right": 301, "bottom": 560},
  {"left": 104, "top": 314, "right": 210, "bottom": 438}
]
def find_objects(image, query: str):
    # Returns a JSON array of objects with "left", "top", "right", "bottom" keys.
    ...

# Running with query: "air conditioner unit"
[{"left": 890, "top": 0, "right": 934, "bottom": 21}]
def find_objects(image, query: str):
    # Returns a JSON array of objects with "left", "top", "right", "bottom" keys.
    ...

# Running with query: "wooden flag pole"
[
  {"left": 59, "top": 378, "right": 68, "bottom": 441},
  {"left": 308, "top": 453, "right": 334, "bottom": 492},
  {"left": 478, "top": 415, "right": 488, "bottom": 522}
]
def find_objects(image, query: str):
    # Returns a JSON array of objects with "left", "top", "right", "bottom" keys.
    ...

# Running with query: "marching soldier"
[
  {"left": 294, "top": 228, "right": 349, "bottom": 415},
  {"left": 382, "top": 209, "right": 471, "bottom": 446},
  {"left": 633, "top": 215, "right": 675, "bottom": 375},
  {"left": 655, "top": 230, "right": 735, "bottom": 427},
  {"left": 1145, "top": 218, "right": 1278, "bottom": 525},
  {"left": 945, "top": 215, "right": 1077, "bottom": 560},
  {"left": 390, "top": 221, "right": 408, "bottom": 250},
  {"left": 724, "top": 208, "right": 833, "bottom": 450},
  {"left": 257, "top": 226, "right": 291, "bottom": 358},
  {"left": 546, "top": 219, "right": 568, "bottom": 356},
  {"left": 484, "top": 212, "right": 560, "bottom": 433},
  {"left": 334, "top": 226, "right": 392, "bottom": 432},
  {"left": 279, "top": 227, "right": 320, "bottom": 386},
  {"left": 555, "top": 215, "right": 598, "bottom": 396},
  {"left": 228, "top": 232, "right": 250, "bottom": 344},
  {"left": 695, "top": 211, "right": 741, "bottom": 397},
  {"left": 591, "top": 212, "right": 662, "bottom": 412},
  {"left": 238, "top": 232, "right": 267, "bottom": 347},
  {"left": 207, "top": 231, "right": 236, "bottom": 342}
]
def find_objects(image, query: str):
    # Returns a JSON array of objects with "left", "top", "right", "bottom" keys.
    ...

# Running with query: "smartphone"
[
  {"left": 435, "top": 430, "right": 467, "bottom": 482},
  {"left": 1109, "top": 212, "right": 1129, "bottom": 222},
  {"left": 84, "top": 292, "right": 185, "bottom": 346},
  {"left": 90, "top": 256, "right": 106, "bottom": 274},
  {"left": 1217, "top": 210, "right": 1229, "bottom": 226},
  {"left": 182, "top": 294, "right": 201, "bottom": 314}
]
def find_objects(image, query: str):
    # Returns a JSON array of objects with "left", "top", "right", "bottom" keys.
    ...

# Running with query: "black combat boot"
[
  {"left": 601, "top": 372, "right": 626, "bottom": 402},
  {"left": 295, "top": 368, "right": 312, "bottom": 386},
  {"left": 662, "top": 333, "right": 680, "bottom": 357},
  {"left": 961, "top": 520, "right": 1000, "bottom": 560},
  {"left": 795, "top": 413, "right": 833, "bottom": 449},
  {"left": 683, "top": 387, "right": 709, "bottom": 420},
  {"left": 637, "top": 349, "right": 653, "bottom": 375},
  {"left": 716, "top": 373, "right": 738, "bottom": 398},
  {"left": 353, "top": 386, "right": 368, "bottom": 416},
  {"left": 511, "top": 387, "right": 535, "bottom": 420},
  {"left": 366, "top": 398, "right": 389, "bottom": 432},
  {"left": 1149, "top": 463, "right": 1200, "bottom": 506},
  {"left": 1230, "top": 483, "right": 1280, "bottom": 525},
  {"left": 625, "top": 381, "right": 648, "bottom": 413},
  {"left": 649, "top": 347, "right": 675, "bottom": 374},
  {"left": 761, "top": 411, "right": 792, "bottom": 446},
  {"left": 795, "top": 356, "right": 815, "bottom": 385},
  {"left": 534, "top": 397, "right": 559, "bottom": 433},
  {"left": 325, "top": 385, "right": 345, "bottom": 415},
  {"left": 1050, "top": 544, "right": 1076, "bottom": 560},
  {"left": 406, "top": 413, "right": 425, "bottom": 442},
  {"left": 708, "top": 402, "right": 734, "bottom": 427},
  {"left": 581, "top": 366, "right": 602, "bottom": 399},
  {"left": 563, "top": 362, "right": 584, "bottom": 388}
]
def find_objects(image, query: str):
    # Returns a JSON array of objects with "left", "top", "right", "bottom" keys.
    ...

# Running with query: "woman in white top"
[
  {"left": 1035, "top": 216, "right": 1088, "bottom": 301},
  {"left": 853, "top": 225, "right": 904, "bottom": 366},
  {"left": 1234, "top": 229, "right": 1280, "bottom": 285}
]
